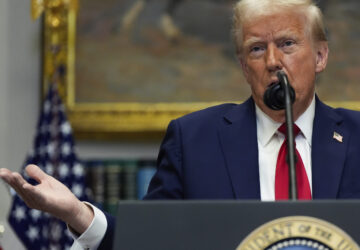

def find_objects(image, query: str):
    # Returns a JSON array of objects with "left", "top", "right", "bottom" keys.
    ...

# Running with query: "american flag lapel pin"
[{"left": 333, "top": 132, "right": 343, "bottom": 143}]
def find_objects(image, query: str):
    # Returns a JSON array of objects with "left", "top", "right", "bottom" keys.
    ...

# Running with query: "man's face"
[{"left": 239, "top": 11, "right": 328, "bottom": 122}]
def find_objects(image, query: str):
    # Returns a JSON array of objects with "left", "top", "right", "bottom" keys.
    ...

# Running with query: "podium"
[{"left": 114, "top": 200, "right": 360, "bottom": 249}]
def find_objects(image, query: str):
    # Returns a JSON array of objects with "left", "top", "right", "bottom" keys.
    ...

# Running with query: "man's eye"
[
  {"left": 282, "top": 40, "right": 295, "bottom": 47},
  {"left": 250, "top": 46, "right": 264, "bottom": 53}
]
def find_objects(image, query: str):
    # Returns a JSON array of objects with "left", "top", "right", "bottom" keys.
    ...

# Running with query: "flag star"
[
  {"left": 43, "top": 101, "right": 51, "bottom": 114},
  {"left": 59, "top": 163, "right": 69, "bottom": 178},
  {"left": 51, "top": 223, "right": 63, "bottom": 241},
  {"left": 61, "top": 122, "right": 72, "bottom": 135},
  {"left": 13, "top": 205, "right": 26, "bottom": 222},
  {"left": 73, "top": 163, "right": 84, "bottom": 177},
  {"left": 72, "top": 183, "right": 83, "bottom": 197},
  {"left": 62, "top": 143, "right": 71, "bottom": 156},
  {"left": 45, "top": 163, "right": 54, "bottom": 175},
  {"left": 47, "top": 142, "right": 55, "bottom": 157},
  {"left": 49, "top": 244, "right": 61, "bottom": 250},
  {"left": 26, "top": 226, "right": 40, "bottom": 241},
  {"left": 30, "top": 209, "right": 42, "bottom": 221}
]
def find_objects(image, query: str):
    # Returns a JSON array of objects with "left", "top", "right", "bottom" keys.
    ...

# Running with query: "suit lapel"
[
  {"left": 218, "top": 98, "right": 260, "bottom": 199},
  {"left": 312, "top": 97, "right": 349, "bottom": 199},
  {"left": 217, "top": 96, "right": 349, "bottom": 199}
]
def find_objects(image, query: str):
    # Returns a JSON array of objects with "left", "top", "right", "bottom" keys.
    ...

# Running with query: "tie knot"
[{"left": 278, "top": 123, "right": 300, "bottom": 137}]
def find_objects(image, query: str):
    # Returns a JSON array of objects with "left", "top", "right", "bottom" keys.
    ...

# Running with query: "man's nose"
[{"left": 265, "top": 44, "right": 282, "bottom": 72}]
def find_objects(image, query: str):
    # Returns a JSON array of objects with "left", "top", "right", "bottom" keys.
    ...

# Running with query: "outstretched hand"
[{"left": 0, "top": 164, "right": 93, "bottom": 234}]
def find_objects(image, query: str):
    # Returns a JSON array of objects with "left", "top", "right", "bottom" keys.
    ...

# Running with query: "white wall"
[
  {"left": 0, "top": 0, "right": 11, "bottom": 245},
  {"left": 0, "top": 0, "right": 10, "bottom": 224},
  {"left": 0, "top": 0, "right": 41, "bottom": 248}
]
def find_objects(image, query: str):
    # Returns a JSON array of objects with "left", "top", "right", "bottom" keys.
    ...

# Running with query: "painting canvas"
[
  {"left": 75, "top": 0, "right": 360, "bottom": 105},
  {"left": 75, "top": 0, "right": 249, "bottom": 104}
]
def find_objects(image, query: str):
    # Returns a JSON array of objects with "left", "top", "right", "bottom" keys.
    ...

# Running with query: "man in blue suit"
[
  {"left": 2, "top": 0, "right": 360, "bottom": 249},
  {"left": 145, "top": 96, "right": 360, "bottom": 200}
]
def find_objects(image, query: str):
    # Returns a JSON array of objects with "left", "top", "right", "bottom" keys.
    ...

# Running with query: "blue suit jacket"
[{"left": 99, "top": 96, "right": 360, "bottom": 249}]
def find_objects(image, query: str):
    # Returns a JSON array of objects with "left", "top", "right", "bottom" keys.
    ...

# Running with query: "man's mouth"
[{"left": 268, "top": 80, "right": 279, "bottom": 88}]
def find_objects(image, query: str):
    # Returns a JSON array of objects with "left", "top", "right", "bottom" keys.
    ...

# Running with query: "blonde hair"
[{"left": 233, "top": 0, "right": 327, "bottom": 54}]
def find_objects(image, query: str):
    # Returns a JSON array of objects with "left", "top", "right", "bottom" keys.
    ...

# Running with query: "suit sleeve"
[
  {"left": 144, "top": 119, "right": 185, "bottom": 199},
  {"left": 97, "top": 212, "right": 116, "bottom": 250}
]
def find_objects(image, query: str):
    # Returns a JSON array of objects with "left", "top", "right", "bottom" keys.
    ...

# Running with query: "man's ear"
[{"left": 315, "top": 41, "right": 329, "bottom": 73}]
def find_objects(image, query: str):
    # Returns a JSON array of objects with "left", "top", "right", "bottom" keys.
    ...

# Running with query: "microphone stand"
[{"left": 277, "top": 71, "right": 297, "bottom": 200}]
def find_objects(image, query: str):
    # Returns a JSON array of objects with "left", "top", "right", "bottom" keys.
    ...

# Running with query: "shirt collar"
[
  {"left": 294, "top": 96, "right": 315, "bottom": 146},
  {"left": 256, "top": 95, "right": 315, "bottom": 147},
  {"left": 256, "top": 105, "right": 281, "bottom": 147}
]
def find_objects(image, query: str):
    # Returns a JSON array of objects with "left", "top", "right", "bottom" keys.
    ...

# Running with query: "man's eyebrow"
[
  {"left": 243, "top": 37, "right": 263, "bottom": 49},
  {"left": 242, "top": 28, "right": 303, "bottom": 51}
]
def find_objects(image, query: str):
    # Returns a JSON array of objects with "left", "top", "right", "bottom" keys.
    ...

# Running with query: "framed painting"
[{"left": 40, "top": 0, "right": 360, "bottom": 137}]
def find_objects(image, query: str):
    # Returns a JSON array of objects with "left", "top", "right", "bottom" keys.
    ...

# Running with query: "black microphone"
[
  {"left": 263, "top": 71, "right": 298, "bottom": 200},
  {"left": 264, "top": 71, "right": 295, "bottom": 110}
]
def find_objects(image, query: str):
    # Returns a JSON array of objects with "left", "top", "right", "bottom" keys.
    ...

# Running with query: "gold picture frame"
[
  {"left": 39, "top": 0, "right": 236, "bottom": 138},
  {"left": 38, "top": 0, "right": 360, "bottom": 138}
]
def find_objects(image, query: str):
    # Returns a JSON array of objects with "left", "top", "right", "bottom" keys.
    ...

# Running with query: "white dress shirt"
[
  {"left": 257, "top": 96, "right": 315, "bottom": 201},
  {"left": 69, "top": 202, "right": 107, "bottom": 250},
  {"left": 70, "top": 96, "right": 316, "bottom": 248}
]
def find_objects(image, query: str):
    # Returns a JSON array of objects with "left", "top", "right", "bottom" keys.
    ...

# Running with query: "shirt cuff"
[{"left": 69, "top": 202, "right": 108, "bottom": 250}]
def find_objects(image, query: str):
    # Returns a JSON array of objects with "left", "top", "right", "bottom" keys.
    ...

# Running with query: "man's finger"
[
  {"left": 12, "top": 172, "right": 27, "bottom": 187},
  {"left": 1, "top": 168, "right": 29, "bottom": 188},
  {"left": 9, "top": 172, "right": 31, "bottom": 200},
  {"left": 25, "top": 164, "right": 48, "bottom": 183},
  {"left": 0, "top": 169, "right": 20, "bottom": 192},
  {"left": 0, "top": 168, "right": 47, "bottom": 210},
  {"left": 0, "top": 170, "right": 25, "bottom": 189},
  {"left": 0, "top": 168, "right": 13, "bottom": 183}
]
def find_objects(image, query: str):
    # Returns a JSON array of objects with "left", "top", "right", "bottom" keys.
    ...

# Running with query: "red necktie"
[{"left": 275, "top": 123, "right": 312, "bottom": 200}]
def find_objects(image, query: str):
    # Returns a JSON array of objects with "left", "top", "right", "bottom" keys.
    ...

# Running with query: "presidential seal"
[{"left": 237, "top": 216, "right": 359, "bottom": 250}]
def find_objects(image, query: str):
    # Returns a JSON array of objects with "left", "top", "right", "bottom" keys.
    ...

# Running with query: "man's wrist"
[
  {"left": 67, "top": 201, "right": 95, "bottom": 235},
  {"left": 68, "top": 202, "right": 108, "bottom": 250}
]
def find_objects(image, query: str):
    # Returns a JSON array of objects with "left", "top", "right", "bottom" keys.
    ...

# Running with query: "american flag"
[{"left": 8, "top": 83, "right": 88, "bottom": 250}]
